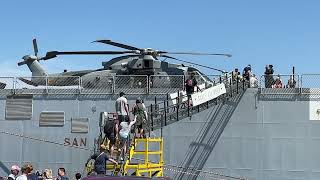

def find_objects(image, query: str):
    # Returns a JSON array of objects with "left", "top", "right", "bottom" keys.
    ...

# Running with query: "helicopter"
[{"left": 16, "top": 39, "right": 231, "bottom": 89}]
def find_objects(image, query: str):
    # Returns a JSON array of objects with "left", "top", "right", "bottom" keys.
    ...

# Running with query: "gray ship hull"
[{"left": 1, "top": 88, "right": 320, "bottom": 180}]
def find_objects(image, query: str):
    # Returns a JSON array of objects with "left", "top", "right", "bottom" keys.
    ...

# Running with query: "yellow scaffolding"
[{"left": 106, "top": 137, "right": 164, "bottom": 177}]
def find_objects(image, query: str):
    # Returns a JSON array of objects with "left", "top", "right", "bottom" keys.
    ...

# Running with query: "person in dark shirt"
[
  {"left": 25, "top": 164, "right": 39, "bottom": 180},
  {"left": 185, "top": 72, "right": 200, "bottom": 95},
  {"left": 264, "top": 64, "right": 274, "bottom": 88},
  {"left": 57, "top": 168, "right": 68, "bottom": 180},
  {"left": 185, "top": 72, "right": 201, "bottom": 106},
  {"left": 86, "top": 144, "right": 118, "bottom": 175},
  {"left": 242, "top": 64, "right": 251, "bottom": 81}
]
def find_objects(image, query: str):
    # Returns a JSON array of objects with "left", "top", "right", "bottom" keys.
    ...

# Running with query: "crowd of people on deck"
[
  {"left": 0, "top": 164, "right": 81, "bottom": 180},
  {"left": 231, "top": 64, "right": 296, "bottom": 89}
]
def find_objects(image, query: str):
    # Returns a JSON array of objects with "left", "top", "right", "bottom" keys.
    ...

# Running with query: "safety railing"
[
  {"left": 81, "top": 75, "right": 113, "bottom": 94},
  {"left": 149, "top": 75, "right": 184, "bottom": 94},
  {"left": 259, "top": 74, "right": 300, "bottom": 95},
  {"left": 300, "top": 74, "right": 320, "bottom": 95},
  {"left": 114, "top": 75, "right": 148, "bottom": 94},
  {"left": 0, "top": 77, "right": 15, "bottom": 94},
  {"left": 14, "top": 76, "right": 80, "bottom": 95},
  {"left": 147, "top": 73, "right": 249, "bottom": 134},
  {"left": 2, "top": 74, "right": 320, "bottom": 95}
]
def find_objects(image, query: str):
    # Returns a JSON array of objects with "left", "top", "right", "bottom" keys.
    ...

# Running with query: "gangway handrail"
[
  {"left": 147, "top": 75, "right": 249, "bottom": 134},
  {"left": 146, "top": 73, "right": 230, "bottom": 110}
]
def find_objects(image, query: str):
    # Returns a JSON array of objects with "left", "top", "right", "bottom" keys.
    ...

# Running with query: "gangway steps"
[
  {"left": 174, "top": 89, "right": 246, "bottom": 180},
  {"left": 106, "top": 138, "right": 164, "bottom": 178}
]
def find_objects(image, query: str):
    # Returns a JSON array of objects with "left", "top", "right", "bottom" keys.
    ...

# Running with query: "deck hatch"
[
  {"left": 71, "top": 118, "right": 89, "bottom": 133},
  {"left": 39, "top": 111, "right": 65, "bottom": 126},
  {"left": 5, "top": 96, "right": 33, "bottom": 120}
]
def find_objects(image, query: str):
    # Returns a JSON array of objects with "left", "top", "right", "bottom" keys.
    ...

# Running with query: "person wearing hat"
[
  {"left": 272, "top": 75, "right": 283, "bottom": 88},
  {"left": 8, "top": 165, "right": 20, "bottom": 180},
  {"left": 132, "top": 97, "right": 148, "bottom": 138},
  {"left": 86, "top": 144, "right": 118, "bottom": 175}
]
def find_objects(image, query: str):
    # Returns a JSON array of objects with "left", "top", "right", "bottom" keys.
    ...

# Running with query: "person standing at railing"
[
  {"left": 231, "top": 68, "right": 241, "bottom": 83},
  {"left": 242, "top": 64, "right": 251, "bottom": 81},
  {"left": 249, "top": 74, "right": 258, "bottom": 88},
  {"left": 286, "top": 75, "right": 296, "bottom": 88},
  {"left": 264, "top": 64, "right": 274, "bottom": 88},
  {"left": 185, "top": 72, "right": 200, "bottom": 106},
  {"left": 272, "top": 76, "right": 283, "bottom": 88}
]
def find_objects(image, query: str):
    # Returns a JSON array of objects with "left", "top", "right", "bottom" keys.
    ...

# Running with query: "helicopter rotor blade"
[
  {"left": 102, "top": 55, "right": 140, "bottom": 68},
  {"left": 33, "top": 39, "right": 39, "bottom": 57},
  {"left": 162, "top": 52, "right": 232, "bottom": 57},
  {"left": 41, "top": 50, "right": 136, "bottom": 60},
  {"left": 161, "top": 55, "right": 226, "bottom": 73},
  {"left": 94, "top": 40, "right": 142, "bottom": 51}
]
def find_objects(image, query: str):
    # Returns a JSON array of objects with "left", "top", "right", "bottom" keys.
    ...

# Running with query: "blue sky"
[{"left": 0, "top": 0, "right": 319, "bottom": 77}]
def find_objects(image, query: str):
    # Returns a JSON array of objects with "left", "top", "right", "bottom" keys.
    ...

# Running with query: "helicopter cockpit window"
[{"left": 144, "top": 60, "right": 153, "bottom": 68}]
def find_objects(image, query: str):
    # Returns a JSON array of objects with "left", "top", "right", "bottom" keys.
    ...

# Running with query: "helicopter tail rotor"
[
  {"left": 17, "top": 55, "right": 38, "bottom": 66},
  {"left": 18, "top": 38, "right": 41, "bottom": 66},
  {"left": 33, "top": 38, "right": 39, "bottom": 57}
]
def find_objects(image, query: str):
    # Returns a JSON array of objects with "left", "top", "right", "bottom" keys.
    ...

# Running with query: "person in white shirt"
[
  {"left": 16, "top": 165, "right": 29, "bottom": 180},
  {"left": 115, "top": 92, "right": 129, "bottom": 124},
  {"left": 119, "top": 116, "right": 137, "bottom": 161},
  {"left": 249, "top": 74, "right": 258, "bottom": 88}
]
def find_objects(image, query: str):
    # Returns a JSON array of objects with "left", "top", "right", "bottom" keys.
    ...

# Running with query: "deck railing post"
[
  {"left": 229, "top": 78, "right": 232, "bottom": 97},
  {"left": 164, "top": 101, "right": 167, "bottom": 126},
  {"left": 236, "top": 76, "right": 239, "bottom": 94},
  {"left": 242, "top": 79, "right": 245, "bottom": 91},
  {"left": 166, "top": 93, "right": 169, "bottom": 113},
  {"left": 176, "top": 91, "right": 179, "bottom": 121},
  {"left": 150, "top": 104, "right": 154, "bottom": 131},
  {"left": 187, "top": 95, "right": 190, "bottom": 117}
]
